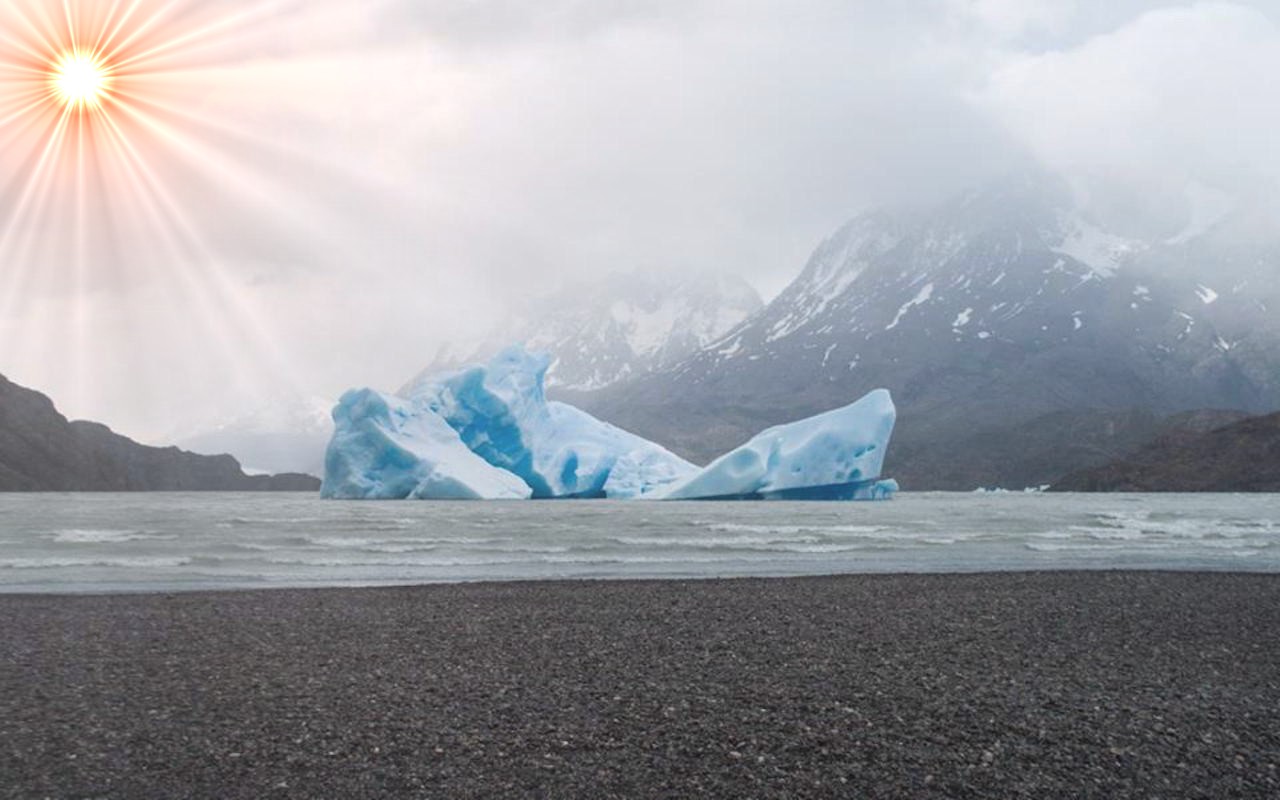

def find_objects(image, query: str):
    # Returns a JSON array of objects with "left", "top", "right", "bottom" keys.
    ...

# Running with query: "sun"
[{"left": 50, "top": 50, "right": 112, "bottom": 110}]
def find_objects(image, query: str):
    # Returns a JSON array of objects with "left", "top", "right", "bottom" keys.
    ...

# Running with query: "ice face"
[
  {"left": 656, "top": 389, "right": 896, "bottom": 500},
  {"left": 405, "top": 347, "right": 697, "bottom": 499},
  {"left": 602, "top": 444, "right": 703, "bottom": 500},
  {"left": 320, "top": 388, "right": 532, "bottom": 500}
]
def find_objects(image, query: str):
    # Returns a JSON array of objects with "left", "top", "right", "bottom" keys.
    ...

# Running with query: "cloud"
[
  {"left": 952, "top": 0, "right": 1077, "bottom": 39},
  {"left": 376, "top": 0, "right": 706, "bottom": 46},
  {"left": 980, "top": 2, "right": 1280, "bottom": 189}
]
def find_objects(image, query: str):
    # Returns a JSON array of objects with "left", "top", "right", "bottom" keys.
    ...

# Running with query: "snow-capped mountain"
[
  {"left": 402, "top": 269, "right": 762, "bottom": 394},
  {"left": 574, "top": 174, "right": 1280, "bottom": 489}
]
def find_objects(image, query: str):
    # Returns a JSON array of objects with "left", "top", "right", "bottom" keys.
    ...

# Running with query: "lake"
[{"left": 1, "top": 492, "right": 1277, "bottom": 593}]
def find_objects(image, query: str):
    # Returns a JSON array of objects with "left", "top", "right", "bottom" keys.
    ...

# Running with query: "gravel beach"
[{"left": 2, "top": 572, "right": 1278, "bottom": 798}]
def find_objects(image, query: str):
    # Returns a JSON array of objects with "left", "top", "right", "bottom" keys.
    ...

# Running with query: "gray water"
[{"left": 0, "top": 492, "right": 1277, "bottom": 593}]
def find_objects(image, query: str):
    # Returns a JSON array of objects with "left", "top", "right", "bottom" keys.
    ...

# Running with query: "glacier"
[{"left": 322, "top": 346, "right": 897, "bottom": 501}]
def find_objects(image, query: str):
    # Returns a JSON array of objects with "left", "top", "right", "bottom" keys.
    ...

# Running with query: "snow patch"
[
  {"left": 821, "top": 343, "right": 838, "bottom": 366},
  {"left": 1053, "top": 214, "right": 1142, "bottom": 278},
  {"left": 885, "top": 283, "right": 934, "bottom": 331},
  {"left": 1196, "top": 285, "right": 1219, "bottom": 305},
  {"left": 1174, "top": 311, "right": 1195, "bottom": 339},
  {"left": 717, "top": 338, "right": 743, "bottom": 358}
]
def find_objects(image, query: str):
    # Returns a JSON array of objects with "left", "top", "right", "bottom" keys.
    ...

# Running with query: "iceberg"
[
  {"left": 656, "top": 389, "right": 897, "bottom": 500},
  {"left": 323, "top": 346, "right": 898, "bottom": 501},
  {"left": 401, "top": 347, "right": 697, "bottom": 499},
  {"left": 320, "top": 388, "right": 532, "bottom": 500}
]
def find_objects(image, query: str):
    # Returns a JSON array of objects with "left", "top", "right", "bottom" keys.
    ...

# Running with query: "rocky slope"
[
  {"left": 1052, "top": 412, "right": 1280, "bottom": 492},
  {"left": 573, "top": 175, "right": 1280, "bottom": 489},
  {"left": 0, "top": 375, "right": 319, "bottom": 492},
  {"left": 890, "top": 408, "right": 1250, "bottom": 491}
]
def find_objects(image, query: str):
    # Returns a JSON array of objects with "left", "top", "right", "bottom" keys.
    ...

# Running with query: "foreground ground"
[{"left": 2, "top": 572, "right": 1278, "bottom": 798}]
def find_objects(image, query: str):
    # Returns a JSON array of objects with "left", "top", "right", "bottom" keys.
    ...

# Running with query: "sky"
[{"left": 0, "top": 0, "right": 1277, "bottom": 441}]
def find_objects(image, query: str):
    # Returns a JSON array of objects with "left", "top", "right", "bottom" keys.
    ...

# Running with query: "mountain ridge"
[
  {"left": 0, "top": 374, "right": 319, "bottom": 492},
  {"left": 570, "top": 176, "right": 1280, "bottom": 489},
  {"left": 403, "top": 269, "right": 763, "bottom": 394}
]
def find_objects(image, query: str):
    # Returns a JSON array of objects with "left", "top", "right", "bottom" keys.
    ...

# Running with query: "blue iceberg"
[
  {"left": 320, "top": 388, "right": 532, "bottom": 500},
  {"left": 323, "top": 346, "right": 897, "bottom": 501},
  {"left": 391, "top": 347, "right": 694, "bottom": 499},
  {"left": 655, "top": 390, "right": 897, "bottom": 500}
]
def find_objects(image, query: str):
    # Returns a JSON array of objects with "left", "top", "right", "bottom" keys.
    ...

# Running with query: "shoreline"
[
  {"left": 6, "top": 564, "right": 1280, "bottom": 598},
  {"left": 4, "top": 571, "right": 1278, "bottom": 797}
]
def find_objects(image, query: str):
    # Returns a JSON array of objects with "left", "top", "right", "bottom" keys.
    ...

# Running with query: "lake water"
[{"left": 0, "top": 492, "right": 1277, "bottom": 593}]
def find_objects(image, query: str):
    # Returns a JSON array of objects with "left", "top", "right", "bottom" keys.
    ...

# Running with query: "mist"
[{"left": 1, "top": 0, "right": 1276, "bottom": 442}]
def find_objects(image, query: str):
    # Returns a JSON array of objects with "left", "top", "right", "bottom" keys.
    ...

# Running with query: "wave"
[
  {"left": 0, "top": 556, "right": 193, "bottom": 570},
  {"left": 703, "top": 523, "right": 895, "bottom": 536},
  {"left": 1065, "top": 514, "right": 1280, "bottom": 544},
  {"left": 45, "top": 529, "right": 176, "bottom": 544},
  {"left": 303, "top": 535, "right": 514, "bottom": 547},
  {"left": 611, "top": 534, "right": 825, "bottom": 548},
  {"left": 262, "top": 555, "right": 533, "bottom": 568},
  {"left": 1024, "top": 540, "right": 1269, "bottom": 556}
]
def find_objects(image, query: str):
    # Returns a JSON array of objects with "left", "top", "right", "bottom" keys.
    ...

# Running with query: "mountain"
[
  {"left": 0, "top": 374, "right": 320, "bottom": 492},
  {"left": 571, "top": 175, "right": 1280, "bottom": 489},
  {"left": 888, "top": 407, "right": 1251, "bottom": 491},
  {"left": 402, "top": 269, "right": 763, "bottom": 393},
  {"left": 1052, "top": 412, "right": 1280, "bottom": 492},
  {"left": 176, "top": 395, "right": 334, "bottom": 478}
]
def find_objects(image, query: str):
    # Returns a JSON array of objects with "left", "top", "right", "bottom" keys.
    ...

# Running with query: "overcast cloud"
[{"left": 1, "top": 0, "right": 1276, "bottom": 440}]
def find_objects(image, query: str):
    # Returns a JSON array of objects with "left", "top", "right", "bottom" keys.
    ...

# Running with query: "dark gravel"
[{"left": 2, "top": 572, "right": 1279, "bottom": 798}]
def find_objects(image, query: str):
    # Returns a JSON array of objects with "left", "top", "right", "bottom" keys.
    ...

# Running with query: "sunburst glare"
[
  {"left": 0, "top": 0, "right": 343, "bottom": 437},
  {"left": 50, "top": 50, "right": 111, "bottom": 109}
]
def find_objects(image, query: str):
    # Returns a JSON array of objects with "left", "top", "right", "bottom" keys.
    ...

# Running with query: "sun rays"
[{"left": 0, "top": 0, "right": 322, "bottom": 433}]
